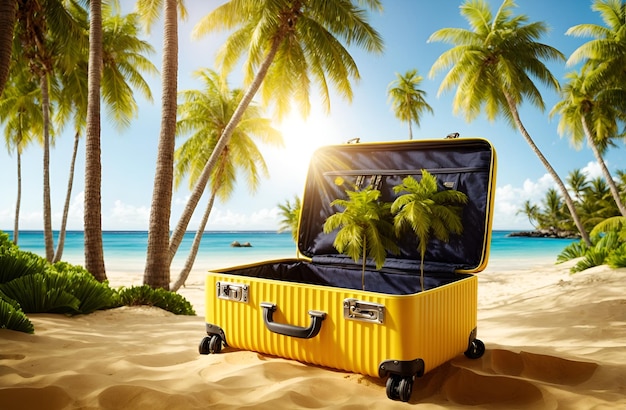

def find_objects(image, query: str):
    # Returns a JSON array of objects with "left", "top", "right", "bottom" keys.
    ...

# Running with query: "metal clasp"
[
  {"left": 216, "top": 282, "right": 249, "bottom": 303},
  {"left": 343, "top": 298, "right": 385, "bottom": 324}
]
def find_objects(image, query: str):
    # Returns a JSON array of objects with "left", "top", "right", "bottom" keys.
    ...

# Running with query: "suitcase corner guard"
[
  {"left": 378, "top": 358, "right": 425, "bottom": 379},
  {"left": 260, "top": 302, "right": 327, "bottom": 339}
]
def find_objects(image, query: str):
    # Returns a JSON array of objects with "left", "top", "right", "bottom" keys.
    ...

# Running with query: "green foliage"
[
  {"left": 116, "top": 285, "right": 196, "bottom": 316},
  {"left": 392, "top": 171, "right": 468, "bottom": 291},
  {"left": 520, "top": 170, "right": 626, "bottom": 236},
  {"left": 0, "top": 249, "right": 48, "bottom": 284},
  {"left": 52, "top": 262, "right": 119, "bottom": 314},
  {"left": 324, "top": 184, "right": 399, "bottom": 290},
  {"left": 0, "top": 298, "right": 34, "bottom": 334},
  {"left": 323, "top": 171, "right": 468, "bottom": 292},
  {"left": 0, "top": 231, "right": 15, "bottom": 251},
  {"left": 606, "top": 244, "right": 626, "bottom": 269},
  {"left": 561, "top": 226, "right": 626, "bottom": 273},
  {"left": 387, "top": 69, "right": 433, "bottom": 139},
  {"left": 0, "top": 232, "right": 121, "bottom": 332},
  {"left": 277, "top": 195, "right": 301, "bottom": 242},
  {"left": 556, "top": 241, "right": 589, "bottom": 263},
  {"left": 0, "top": 273, "right": 82, "bottom": 314},
  {"left": 571, "top": 248, "right": 610, "bottom": 273}
]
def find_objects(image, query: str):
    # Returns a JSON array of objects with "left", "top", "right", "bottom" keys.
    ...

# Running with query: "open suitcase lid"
[{"left": 297, "top": 138, "right": 497, "bottom": 274}]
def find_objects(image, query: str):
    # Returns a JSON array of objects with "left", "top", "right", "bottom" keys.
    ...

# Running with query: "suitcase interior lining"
[
  {"left": 219, "top": 260, "right": 472, "bottom": 295},
  {"left": 299, "top": 141, "right": 494, "bottom": 272}
]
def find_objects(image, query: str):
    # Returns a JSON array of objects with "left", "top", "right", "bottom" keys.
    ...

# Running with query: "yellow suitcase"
[{"left": 200, "top": 138, "right": 496, "bottom": 402}]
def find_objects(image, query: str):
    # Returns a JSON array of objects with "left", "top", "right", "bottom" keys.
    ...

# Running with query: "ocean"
[{"left": 4, "top": 230, "right": 576, "bottom": 274}]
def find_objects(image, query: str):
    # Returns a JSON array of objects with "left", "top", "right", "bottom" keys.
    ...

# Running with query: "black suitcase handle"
[{"left": 260, "top": 302, "right": 326, "bottom": 339}]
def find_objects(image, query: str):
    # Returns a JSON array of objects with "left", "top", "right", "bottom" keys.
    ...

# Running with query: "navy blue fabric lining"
[{"left": 218, "top": 260, "right": 471, "bottom": 295}]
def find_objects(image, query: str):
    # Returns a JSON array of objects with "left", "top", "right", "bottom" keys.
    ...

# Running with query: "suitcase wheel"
[
  {"left": 464, "top": 338, "right": 485, "bottom": 359},
  {"left": 199, "top": 335, "right": 223, "bottom": 355},
  {"left": 385, "top": 374, "right": 414, "bottom": 402}
]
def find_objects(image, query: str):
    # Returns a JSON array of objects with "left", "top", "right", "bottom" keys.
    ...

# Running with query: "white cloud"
[
  {"left": 106, "top": 200, "right": 150, "bottom": 230},
  {"left": 581, "top": 161, "right": 603, "bottom": 180},
  {"left": 493, "top": 174, "right": 557, "bottom": 230},
  {"left": 206, "top": 207, "right": 280, "bottom": 231}
]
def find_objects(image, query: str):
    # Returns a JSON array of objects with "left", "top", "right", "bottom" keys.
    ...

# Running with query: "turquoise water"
[{"left": 5, "top": 230, "right": 576, "bottom": 272}]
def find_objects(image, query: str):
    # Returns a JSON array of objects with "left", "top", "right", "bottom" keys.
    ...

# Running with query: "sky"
[{"left": 0, "top": 0, "right": 624, "bottom": 233}]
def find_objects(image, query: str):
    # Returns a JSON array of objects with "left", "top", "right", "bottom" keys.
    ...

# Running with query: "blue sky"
[{"left": 0, "top": 0, "right": 623, "bottom": 232}]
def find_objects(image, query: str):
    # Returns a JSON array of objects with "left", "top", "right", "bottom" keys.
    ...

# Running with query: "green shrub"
[
  {"left": 571, "top": 248, "right": 610, "bottom": 273},
  {"left": 52, "top": 262, "right": 119, "bottom": 313},
  {"left": 117, "top": 285, "right": 196, "bottom": 315},
  {"left": 0, "top": 297, "right": 34, "bottom": 334},
  {"left": 0, "top": 273, "right": 82, "bottom": 314},
  {"left": 556, "top": 241, "right": 589, "bottom": 263},
  {"left": 0, "top": 231, "right": 16, "bottom": 252},
  {"left": 0, "top": 249, "right": 48, "bottom": 284},
  {"left": 606, "top": 244, "right": 626, "bottom": 269}
]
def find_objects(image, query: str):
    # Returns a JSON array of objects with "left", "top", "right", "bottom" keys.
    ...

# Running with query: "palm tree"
[
  {"left": 0, "top": 0, "right": 17, "bottom": 97},
  {"left": 551, "top": 69, "right": 626, "bottom": 217},
  {"left": 537, "top": 188, "right": 568, "bottom": 231},
  {"left": 0, "top": 72, "right": 43, "bottom": 245},
  {"left": 53, "top": 5, "right": 157, "bottom": 263},
  {"left": 14, "top": 0, "right": 82, "bottom": 261},
  {"left": 387, "top": 69, "right": 433, "bottom": 140},
  {"left": 324, "top": 185, "right": 399, "bottom": 291},
  {"left": 516, "top": 200, "right": 540, "bottom": 229},
  {"left": 567, "top": 0, "right": 626, "bottom": 94},
  {"left": 391, "top": 171, "right": 467, "bottom": 291},
  {"left": 137, "top": 0, "right": 188, "bottom": 290},
  {"left": 428, "top": 0, "right": 592, "bottom": 246},
  {"left": 84, "top": 0, "right": 106, "bottom": 281},
  {"left": 170, "top": 68, "right": 283, "bottom": 291},
  {"left": 165, "top": 0, "right": 385, "bottom": 274},
  {"left": 277, "top": 196, "right": 301, "bottom": 242},
  {"left": 567, "top": 168, "right": 590, "bottom": 203}
]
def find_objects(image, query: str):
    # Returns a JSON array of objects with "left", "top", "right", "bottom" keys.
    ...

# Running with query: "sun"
[{"left": 266, "top": 110, "right": 344, "bottom": 180}]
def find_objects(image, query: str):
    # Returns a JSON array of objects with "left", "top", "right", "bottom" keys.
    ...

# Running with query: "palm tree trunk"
[
  {"left": 504, "top": 92, "right": 592, "bottom": 246},
  {"left": 168, "top": 34, "right": 284, "bottom": 261},
  {"left": 13, "top": 150, "right": 22, "bottom": 245},
  {"left": 0, "top": 0, "right": 16, "bottom": 98},
  {"left": 581, "top": 116, "right": 626, "bottom": 218},
  {"left": 171, "top": 189, "right": 216, "bottom": 292},
  {"left": 41, "top": 74, "right": 54, "bottom": 262},
  {"left": 408, "top": 121, "right": 413, "bottom": 140},
  {"left": 84, "top": 0, "right": 106, "bottom": 281},
  {"left": 54, "top": 131, "right": 80, "bottom": 263},
  {"left": 144, "top": 0, "right": 178, "bottom": 290}
]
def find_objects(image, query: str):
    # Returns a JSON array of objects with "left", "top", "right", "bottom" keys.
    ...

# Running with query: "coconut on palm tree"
[
  {"left": 387, "top": 69, "right": 433, "bottom": 140},
  {"left": 169, "top": 68, "right": 283, "bottom": 291},
  {"left": 428, "top": 0, "right": 592, "bottom": 246},
  {"left": 165, "top": 0, "right": 385, "bottom": 270},
  {"left": 391, "top": 171, "right": 468, "bottom": 291},
  {"left": 324, "top": 185, "right": 399, "bottom": 291}
]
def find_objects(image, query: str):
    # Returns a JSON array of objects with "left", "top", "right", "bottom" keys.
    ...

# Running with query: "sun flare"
[{"left": 268, "top": 111, "right": 343, "bottom": 178}]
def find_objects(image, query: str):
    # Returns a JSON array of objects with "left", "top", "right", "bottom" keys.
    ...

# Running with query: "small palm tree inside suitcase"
[{"left": 324, "top": 169, "right": 468, "bottom": 292}]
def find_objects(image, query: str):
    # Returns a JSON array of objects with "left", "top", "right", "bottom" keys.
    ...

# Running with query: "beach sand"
[{"left": 1, "top": 259, "right": 625, "bottom": 409}]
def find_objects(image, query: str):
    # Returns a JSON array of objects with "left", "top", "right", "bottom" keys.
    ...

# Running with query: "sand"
[{"left": 1, "top": 260, "right": 625, "bottom": 409}]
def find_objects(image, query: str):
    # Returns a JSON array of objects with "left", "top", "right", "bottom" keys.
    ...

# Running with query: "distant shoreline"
[
  {"left": 5, "top": 229, "right": 551, "bottom": 235},
  {"left": 506, "top": 229, "right": 580, "bottom": 239}
]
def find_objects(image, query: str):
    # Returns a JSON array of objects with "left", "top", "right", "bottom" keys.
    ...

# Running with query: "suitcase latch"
[
  {"left": 216, "top": 282, "right": 249, "bottom": 303},
  {"left": 343, "top": 299, "right": 385, "bottom": 324}
]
